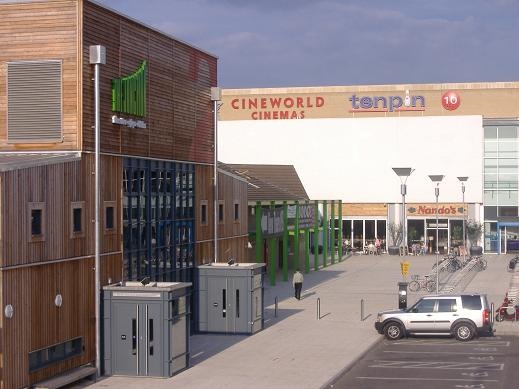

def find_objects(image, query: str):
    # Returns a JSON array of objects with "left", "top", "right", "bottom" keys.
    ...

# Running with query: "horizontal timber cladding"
[
  {"left": 0, "top": 254, "right": 122, "bottom": 388},
  {"left": 195, "top": 165, "right": 249, "bottom": 261},
  {"left": 0, "top": 153, "right": 122, "bottom": 267},
  {"left": 82, "top": 1, "right": 217, "bottom": 163},
  {"left": 341, "top": 203, "right": 388, "bottom": 217},
  {"left": 0, "top": 0, "right": 80, "bottom": 150}
]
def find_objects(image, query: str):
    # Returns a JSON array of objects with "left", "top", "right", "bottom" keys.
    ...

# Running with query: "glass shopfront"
[
  {"left": 343, "top": 218, "right": 386, "bottom": 251},
  {"left": 407, "top": 218, "right": 463, "bottom": 255},
  {"left": 483, "top": 121, "right": 519, "bottom": 253}
]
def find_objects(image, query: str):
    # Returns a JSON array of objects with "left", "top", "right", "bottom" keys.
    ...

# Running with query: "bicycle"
[
  {"left": 471, "top": 255, "right": 487, "bottom": 271},
  {"left": 408, "top": 274, "right": 436, "bottom": 293}
]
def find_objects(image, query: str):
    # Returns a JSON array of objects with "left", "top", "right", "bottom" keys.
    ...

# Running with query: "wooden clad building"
[{"left": 0, "top": 1, "right": 247, "bottom": 387}]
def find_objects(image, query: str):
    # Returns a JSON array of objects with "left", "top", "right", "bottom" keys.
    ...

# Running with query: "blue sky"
[{"left": 97, "top": 0, "right": 519, "bottom": 88}]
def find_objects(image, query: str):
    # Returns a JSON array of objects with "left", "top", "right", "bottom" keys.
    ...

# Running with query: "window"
[
  {"left": 104, "top": 201, "right": 116, "bottom": 232},
  {"left": 28, "top": 202, "right": 45, "bottom": 241},
  {"left": 200, "top": 200, "right": 208, "bottom": 225},
  {"left": 461, "top": 295, "right": 482, "bottom": 310},
  {"left": 437, "top": 299, "right": 457, "bottom": 312},
  {"left": 234, "top": 201, "right": 240, "bottom": 222},
  {"left": 412, "top": 299, "right": 436, "bottom": 313},
  {"left": 28, "top": 337, "right": 83, "bottom": 372},
  {"left": 218, "top": 201, "right": 224, "bottom": 223},
  {"left": 70, "top": 201, "right": 85, "bottom": 237}
]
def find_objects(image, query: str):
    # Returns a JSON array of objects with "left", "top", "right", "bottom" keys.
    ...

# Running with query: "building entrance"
[{"left": 426, "top": 218, "right": 449, "bottom": 254}]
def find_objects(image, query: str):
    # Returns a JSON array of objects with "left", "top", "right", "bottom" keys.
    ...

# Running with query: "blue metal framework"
[{"left": 123, "top": 158, "right": 195, "bottom": 282}]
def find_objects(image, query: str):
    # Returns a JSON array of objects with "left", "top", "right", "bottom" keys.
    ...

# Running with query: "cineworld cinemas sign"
[
  {"left": 230, "top": 96, "right": 325, "bottom": 120},
  {"left": 349, "top": 90, "right": 426, "bottom": 113}
]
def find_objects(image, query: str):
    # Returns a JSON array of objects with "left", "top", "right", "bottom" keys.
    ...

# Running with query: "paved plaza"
[{"left": 92, "top": 254, "right": 519, "bottom": 389}]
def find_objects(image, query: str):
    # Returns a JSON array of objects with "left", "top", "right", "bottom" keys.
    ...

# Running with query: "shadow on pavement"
[{"left": 190, "top": 308, "right": 303, "bottom": 365}]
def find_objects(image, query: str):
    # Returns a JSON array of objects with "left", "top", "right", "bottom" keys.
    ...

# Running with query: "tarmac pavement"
[{"left": 91, "top": 253, "right": 519, "bottom": 389}]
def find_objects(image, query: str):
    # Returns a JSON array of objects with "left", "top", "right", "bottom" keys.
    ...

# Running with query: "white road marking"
[
  {"left": 390, "top": 340, "right": 510, "bottom": 347},
  {"left": 369, "top": 360, "right": 504, "bottom": 370},
  {"left": 383, "top": 351, "right": 503, "bottom": 356},
  {"left": 356, "top": 377, "right": 498, "bottom": 382}
]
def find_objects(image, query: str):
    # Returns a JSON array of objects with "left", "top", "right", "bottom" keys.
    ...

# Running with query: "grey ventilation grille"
[{"left": 7, "top": 61, "right": 63, "bottom": 143}]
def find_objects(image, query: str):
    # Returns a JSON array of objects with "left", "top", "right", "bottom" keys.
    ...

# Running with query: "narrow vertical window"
[
  {"left": 31, "top": 209, "right": 42, "bottom": 236},
  {"left": 104, "top": 201, "right": 116, "bottom": 233},
  {"left": 236, "top": 290, "right": 240, "bottom": 318},
  {"left": 70, "top": 201, "right": 85, "bottom": 238},
  {"left": 28, "top": 202, "right": 45, "bottom": 241},
  {"left": 200, "top": 200, "right": 208, "bottom": 225},
  {"left": 222, "top": 289, "right": 226, "bottom": 318},
  {"left": 106, "top": 207, "right": 114, "bottom": 229},
  {"left": 234, "top": 202, "right": 240, "bottom": 221},
  {"left": 132, "top": 318, "right": 137, "bottom": 355},
  {"left": 218, "top": 202, "right": 224, "bottom": 223}
]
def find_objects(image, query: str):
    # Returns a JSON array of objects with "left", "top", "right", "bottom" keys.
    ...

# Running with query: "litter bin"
[
  {"left": 398, "top": 282, "right": 408, "bottom": 310},
  {"left": 103, "top": 281, "right": 191, "bottom": 377}
]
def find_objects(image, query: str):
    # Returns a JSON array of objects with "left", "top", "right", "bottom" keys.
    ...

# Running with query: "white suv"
[{"left": 375, "top": 294, "right": 493, "bottom": 341}]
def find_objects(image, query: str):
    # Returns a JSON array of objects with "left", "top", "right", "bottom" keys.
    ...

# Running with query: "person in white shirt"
[{"left": 292, "top": 270, "right": 304, "bottom": 300}]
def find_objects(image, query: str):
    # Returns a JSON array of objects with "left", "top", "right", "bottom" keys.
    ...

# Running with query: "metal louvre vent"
[{"left": 7, "top": 61, "right": 62, "bottom": 143}]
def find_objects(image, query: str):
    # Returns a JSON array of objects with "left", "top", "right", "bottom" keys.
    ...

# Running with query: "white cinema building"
[{"left": 218, "top": 82, "right": 519, "bottom": 255}]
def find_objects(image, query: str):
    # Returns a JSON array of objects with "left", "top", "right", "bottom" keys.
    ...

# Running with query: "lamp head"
[
  {"left": 392, "top": 168, "right": 414, "bottom": 177},
  {"left": 428, "top": 175, "right": 444, "bottom": 184},
  {"left": 457, "top": 176, "right": 469, "bottom": 182}
]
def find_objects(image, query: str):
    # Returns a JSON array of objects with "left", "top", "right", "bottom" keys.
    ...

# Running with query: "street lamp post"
[
  {"left": 457, "top": 177, "right": 469, "bottom": 260},
  {"left": 392, "top": 168, "right": 414, "bottom": 252},
  {"left": 429, "top": 175, "right": 444, "bottom": 294},
  {"left": 211, "top": 87, "right": 221, "bottom": 262},
  {"left": 89, "top": 44, "right": 105, "bottom": 377}
]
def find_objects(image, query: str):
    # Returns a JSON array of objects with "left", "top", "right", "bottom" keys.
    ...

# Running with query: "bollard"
[
  {"left": 491, "top": 302, "right": 494, "bottom": 324},
  {"left": 361, "top": 299, "right": 364, "bottom": 321},
  {"left": 274, "top": 296, "right": 278, "bottom": 318},
  {"left": 317, "top": 297, "right": 321, "bottom": 320}
]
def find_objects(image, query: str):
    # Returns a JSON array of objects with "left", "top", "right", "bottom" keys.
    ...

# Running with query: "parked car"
[{"left": 375, "top": 294, "right": 493, "bottom": 341}]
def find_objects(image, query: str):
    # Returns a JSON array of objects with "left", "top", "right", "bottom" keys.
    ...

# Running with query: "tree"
[
  {"left": 388, "top": 221, "right": 403, "bottom": 247},
  {"left": 466, "top": 219, "right": 483, "bottom": 247}
]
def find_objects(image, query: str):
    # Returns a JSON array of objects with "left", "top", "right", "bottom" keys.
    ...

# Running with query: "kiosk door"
[{"left": 113, "top": 302, "right": 162, "bottom": 376}]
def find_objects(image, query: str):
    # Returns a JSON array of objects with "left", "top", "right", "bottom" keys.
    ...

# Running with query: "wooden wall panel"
[
  {"left": 341, "top": 203, "right": 388, "bottom": 217},
  {"left": 0, "top": 254, "right": 122, "bottom": 388},
  {"left": 82, "top": 1, "right": 217, "bottom": 164},
  {"left": 0, "top": 154, "right": 122, "bottom": 267},
  {"left": 196, "top": 236, "right": 249, "bottom": 266},
  {"left": 0, "top": 0, "right": 80, "bottom": 151},
  {"left": 195, "top": 165, "right": 249, "bottom": 263}
]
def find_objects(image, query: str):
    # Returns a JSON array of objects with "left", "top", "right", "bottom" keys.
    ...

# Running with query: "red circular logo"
[{"left": 441, "top": 91, "right": 461, "bottom": 110}]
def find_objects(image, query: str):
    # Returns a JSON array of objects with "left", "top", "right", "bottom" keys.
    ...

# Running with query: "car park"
[{"left": 375, "top": 294, "right": 493, "bottom": 341}]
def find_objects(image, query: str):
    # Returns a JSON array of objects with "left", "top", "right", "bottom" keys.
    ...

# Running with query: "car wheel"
[
  {"left": 384, "top": 322, "right": 403, "bottom": 340},
  {"left": 495, "top": 313, "right": 504, "bottom": 322},
  {"left": 453, "top": 322, "right": 475, "bottom": 341}
]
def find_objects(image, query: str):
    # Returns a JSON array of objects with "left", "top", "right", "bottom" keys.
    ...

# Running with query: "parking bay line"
[
  {"left": 356, "top": 377, "right": 498, "bottom": 382},
  {"left": 369, "top": 360, "right": 504, "bottom": 370},
  {"left": 390, "top": 340, "right": 510, "bottom": 347},
  {"left": 384, "top": 350, "right": 506, "bottom": 357}
]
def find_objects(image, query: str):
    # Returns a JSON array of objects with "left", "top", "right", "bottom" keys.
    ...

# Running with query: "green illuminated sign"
[{"left": 111, "top": 61, "right": 147, "bottom": 117}]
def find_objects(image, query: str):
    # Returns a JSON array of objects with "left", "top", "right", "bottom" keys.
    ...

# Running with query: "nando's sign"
[{"left": 407, "top": 204, "right": 465, "bottom": 216}]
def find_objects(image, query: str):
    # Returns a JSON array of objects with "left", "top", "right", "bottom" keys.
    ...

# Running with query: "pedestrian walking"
[{"left": 293, "top": 269, "right": 304, "bottom": 300}]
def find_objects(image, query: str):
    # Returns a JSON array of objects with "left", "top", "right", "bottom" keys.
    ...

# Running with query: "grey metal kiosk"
[
  {"left": 103, "top": 281, "right": 191, "bottom": 377},
  {"left": 197, "top": 263, "right": 265, "bottom": 334}
]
